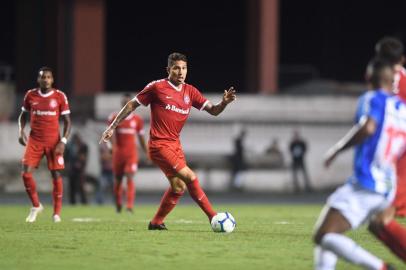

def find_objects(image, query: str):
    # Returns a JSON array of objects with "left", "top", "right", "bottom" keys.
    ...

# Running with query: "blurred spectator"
[
  {"left": 265, "top": 138, "right": 284, "bottom": 168},
  {"left": 65, "top": 133, "right": 88, "bottom": 204},
  {"left": 289, "top": 130, "right": 312, "bottom": 193},
  {"left": 229, "top": 128, "right": 247, "bottom": 191},
  {"left": 96, "top": 141, "right": 114, "bottom": 204}
]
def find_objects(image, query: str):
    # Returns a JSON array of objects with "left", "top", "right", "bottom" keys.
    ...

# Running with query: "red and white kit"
[
  {"left": 135, "top": 79, "right": 208, "bottom": 176},
  {"left": 22, "top": 88, "right": 70, "bottom": 170},
  {"left": 108, "top": 112, "right": 144, "bottom": 175}
]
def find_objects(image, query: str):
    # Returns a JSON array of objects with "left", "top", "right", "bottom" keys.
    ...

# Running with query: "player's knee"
[
  {"left": 368, "top": 217, "right": 384, "bottom": 234},
  {"left": 22, "top": 171, "right": 32, "bottom": 177},
  {"left": 169, "top": 176, "right": 186, "bottom": 193},
  {"left": 184, "top": 171, "right": 197, "bottom": 182},
  {"left": 51, "top": 170, "right": 61, "bottom": 179},
  {"left": 21, "top": 172, "right": 35, "bottom": 190},
  {"left": 22, "top": 165, "right": 34, "bottom": 174},
  {"left": 178, "top": 167, "right": 196, "bottom": 182},
  {"left": 173, "top": 185, "right": 185, "bottom": 193},
  {"left": 172, "top": 181, "right": 186, "bottom": 193}
]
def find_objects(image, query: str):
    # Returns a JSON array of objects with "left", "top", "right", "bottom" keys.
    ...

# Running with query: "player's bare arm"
[
  {"left": 100, "top": 98, "right": 140, "bottom": 143},
  {"left": 137, "top": 134, "right": 150, "bottom": 161},
  {"left": 18, "top": 111, "right": 28, "bottom": 146},
  {"left": 55, "top": 114, "right": 72, "bottom": 155},
  {"left": 324, "top": 116, "right": 376, "bottom": 168},
  {"left": 204, "top": 87, "right": 236, "bottom": 116}
]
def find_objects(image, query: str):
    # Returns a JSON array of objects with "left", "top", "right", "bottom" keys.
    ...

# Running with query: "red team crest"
[
  {"left": 49, "top": 99, "right": 58, "bottom": 108},
  {"left": 184, "top": 95, "right": 190, "bottom": 104}
]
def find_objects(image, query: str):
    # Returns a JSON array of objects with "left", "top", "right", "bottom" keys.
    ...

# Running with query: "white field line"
[{"left": 72, "top": 217, "right": 101, "bottom": 222}]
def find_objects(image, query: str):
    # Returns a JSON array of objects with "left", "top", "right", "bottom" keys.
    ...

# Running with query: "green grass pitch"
[{"left": 0, "top": 204, "right": 404, "bottom": 270}]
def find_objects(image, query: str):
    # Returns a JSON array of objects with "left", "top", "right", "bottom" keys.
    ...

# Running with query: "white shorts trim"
[{"left": 327, "top": 183, "right": 393, "bottom": 229}]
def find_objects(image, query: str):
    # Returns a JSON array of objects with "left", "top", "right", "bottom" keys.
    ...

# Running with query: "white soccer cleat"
[
  {"left": 52, "top": 214, "right": 61, "bottom": 223},
  {"left": 25, "top": 203, "right": 44, "bottom": 223}
]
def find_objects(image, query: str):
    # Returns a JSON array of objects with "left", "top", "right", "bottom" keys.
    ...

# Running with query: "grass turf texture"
[{"left": 0, "top": 204, "right": 404, "bottom": 270}]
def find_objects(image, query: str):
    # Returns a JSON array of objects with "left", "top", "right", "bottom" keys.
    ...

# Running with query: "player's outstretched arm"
[
  {"left": 18, "top": 111, "right": 28, "bottom": 146},
  {"left": 99, "top": 98, "right": 140, "bottom": 143},
  {"left": 204, "top": 87, "right": 236, "bottom": 116},
  {"left": 324, "top": 116, "right": 376, "bottom": 168}
]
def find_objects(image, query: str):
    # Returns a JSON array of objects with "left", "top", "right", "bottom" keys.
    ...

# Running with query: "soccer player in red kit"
[
  {"left": 18, "top": 67, "right": 71, "bottom": 223},
  {"left": 367, "top": 37, "right": 406, "bottom": 262},
  {"left": 100, "top": 52, "right": 236, "bottom": 230},
  {"left": 108, "top": 93, "right": 148, "bottom": 213}
]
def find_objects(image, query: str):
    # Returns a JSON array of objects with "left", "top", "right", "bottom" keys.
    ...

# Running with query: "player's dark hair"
[
  {"left": 168, "top": 52, "right": 187, "bottom": 67},
  {"left": 367, "top": 57, "right": 393, "bottom": 89},
  {"left": 38, "top": 66, "right": 53, "bottom": 75},
  {"left": 375, "top": 37, "right": 404, "bottom": 65}
]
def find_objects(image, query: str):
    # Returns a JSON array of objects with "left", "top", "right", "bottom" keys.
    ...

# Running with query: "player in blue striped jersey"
[{"left": 313, "top": 59, "right": 404, "bottom": 270}]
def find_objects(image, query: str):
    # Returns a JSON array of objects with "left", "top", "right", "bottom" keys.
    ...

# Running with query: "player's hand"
[
  {"left": 99, "top": 127, "right": 114, "bottom": 144},
  {"left": 18, "top": 131, "right": 27, "bottom": 146},
  {"left": 324, "top": 147, "right": 338, "bottom": 168},
  {"left": 54, "top": 142, "right": 66, "bottom": 155},
  {"left": 222, "top": 87, "right": 236, "bottom": 105}
]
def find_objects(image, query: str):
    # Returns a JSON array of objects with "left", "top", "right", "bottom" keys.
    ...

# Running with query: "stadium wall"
[{"left": 0, "top": 123, "right": 354, "bottom": 193}]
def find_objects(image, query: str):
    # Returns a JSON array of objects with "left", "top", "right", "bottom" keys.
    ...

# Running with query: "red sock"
[
  {"left": 114, "top": 181, "right": 123, "bottom": 208},
  {"left": 22, "top": 172, "right": 40, "bottom": 207},
  {"left": 151, "top": 188, "right": 183, "bottom": 225},
  {"left": 186, "top": 179, "right": 216, "bottom": 220},
  {"left": 52, "top": 177, "right": 63, "bottom": 215},
  {"left": 126, "top": 178, "right": 135, "bottom": 209}
]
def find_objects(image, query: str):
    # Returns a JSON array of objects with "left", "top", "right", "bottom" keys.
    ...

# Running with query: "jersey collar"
[
  {"left": 37, "top": 88, "right": 55, "bottom": 97},
  {"left": 167, "top": 79, "right": 183, "bottom": 92}
]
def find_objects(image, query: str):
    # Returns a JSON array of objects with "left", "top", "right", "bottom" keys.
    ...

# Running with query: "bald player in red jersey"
[
  {"left": 367, "top": 37, "right": 406, "bottom": 262},
  {"left": 108, "top": 93, "right": 148, "bottom": 213},
  {"left": 100, "top": 52, "right": 236, "bottom": 230},
  {"left": 18, "top": 67, "right": 72, "bottom": 223}
]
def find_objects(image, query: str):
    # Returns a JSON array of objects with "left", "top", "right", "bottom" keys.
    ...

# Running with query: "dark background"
[{"left": 1, "top": 0, "right": 405, "bottom": 92}]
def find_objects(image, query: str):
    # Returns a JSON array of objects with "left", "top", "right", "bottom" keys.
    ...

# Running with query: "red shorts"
[
  {"left": 149, "top": 141, "right": 186, "bottom": 177},
  {"left": 112, "top": 152, "right": 138, "bottom": 176},
  {"left": 22, "top": 137, "right": 64, "bottom": 170},
  {"left": 394, "top": 155, "right": 406, "bottom": 217}
]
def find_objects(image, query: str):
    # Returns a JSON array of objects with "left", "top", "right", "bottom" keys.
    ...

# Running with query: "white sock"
[
  {"left": 314, "top": 245, "right": 337, "bottom": 270},
  {"left": 321, "top": 233, "right": 384, "bottom": 270}
]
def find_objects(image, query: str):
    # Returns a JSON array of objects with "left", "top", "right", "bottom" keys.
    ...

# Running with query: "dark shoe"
[
  {"left": 148, "top": 222, "right": 168, "bottom": 230},
  {"left": 126, "top": 208, "right": 133, "bottom": 214},
  {"left": 116, "top": 204, "right": 122, "bottom": 213},
  {"left": 385, "top": 263, "right": 396, "bottom": 270}
]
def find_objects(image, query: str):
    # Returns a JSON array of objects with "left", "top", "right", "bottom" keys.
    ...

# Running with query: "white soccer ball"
[{"left": 211, "top": 212, "right": 236, "bottom": 233}]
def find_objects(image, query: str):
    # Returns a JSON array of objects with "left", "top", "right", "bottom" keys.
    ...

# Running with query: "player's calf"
[{"left": 22, "top": 172, "right": 40, "bottom": 207}]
